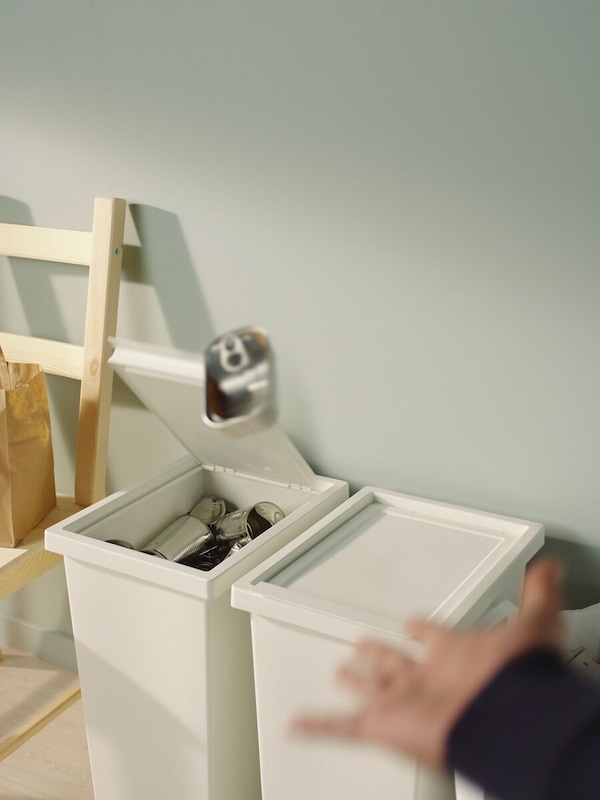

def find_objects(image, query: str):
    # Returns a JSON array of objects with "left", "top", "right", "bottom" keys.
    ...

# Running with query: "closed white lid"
[
  {"left": 231, "top": 487, "right": 544, "bottom": 643},
  {"left": 108, "top": 337, "right": 318, "bottom": 490}
]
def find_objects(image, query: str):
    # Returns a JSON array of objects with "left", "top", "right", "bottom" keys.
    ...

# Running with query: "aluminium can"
[
  {"left": 188, "top": 496, "right": 229, "bottom": 525},
  {"left": 142, "top": 515, "right": 214, "bottom": 562},
  {"left": 106, "top": 539, "right": 135, "bottom": 549},
  {"left": 213, "top": 502, "right": 285, "bottom": 543}
]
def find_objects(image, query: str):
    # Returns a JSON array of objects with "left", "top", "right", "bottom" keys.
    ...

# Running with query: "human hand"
[{"left": 290, "top": 558, "right": 565, "bottom": 770}]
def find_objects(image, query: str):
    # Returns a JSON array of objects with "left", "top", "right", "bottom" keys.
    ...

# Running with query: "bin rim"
[
  {"left": 231, "top": 486, "right": 545, "bottom": 645},
  {"left": 46, "top": 455, "right": 349, "bottom": 601}
]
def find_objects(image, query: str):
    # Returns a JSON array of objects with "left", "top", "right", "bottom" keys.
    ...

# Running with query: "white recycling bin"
[
  {"left": 231, "top": 486, "right": 545, "bottom": 800},
  {"left": 45, "top": 338, "right": 348, "bottom": 800}
]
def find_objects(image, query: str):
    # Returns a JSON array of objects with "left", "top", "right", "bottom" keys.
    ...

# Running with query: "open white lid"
[
  {"left": 232, "top": 487, "right": 545, "bottom": 643},
  {"left": 108, "top": 337, "right": 319, "bottom": 490}
]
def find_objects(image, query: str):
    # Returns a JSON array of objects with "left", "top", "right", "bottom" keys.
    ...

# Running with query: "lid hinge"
[
  {"left": 209, "top": 464, "right": 236, "bottom": 475},
  {"left": 288, "top": 482, "right": 314, "bottom": 494}
]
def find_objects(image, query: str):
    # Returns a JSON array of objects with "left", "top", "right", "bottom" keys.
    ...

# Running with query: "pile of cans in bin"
[{"left": 107, "top": 496, "right": 285, "bottom": 571}]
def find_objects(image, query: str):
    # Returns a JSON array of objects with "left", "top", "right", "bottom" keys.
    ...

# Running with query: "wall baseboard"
[{"left": 0, "top": 614, "right": 77, "bottom": 671}]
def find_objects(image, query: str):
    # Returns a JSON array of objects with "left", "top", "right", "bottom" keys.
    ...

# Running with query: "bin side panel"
[
  {"left": 64, "top": 558, "right": 212, "bottom": 800},
  {"left": 250, "top": 616, "right": 453, "bottom": 800},
  {"left": 206, "top": 592, "right": 261, "bottom": 800}
]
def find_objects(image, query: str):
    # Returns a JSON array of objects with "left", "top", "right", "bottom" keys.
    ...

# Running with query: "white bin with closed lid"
[
  {"left": 45, "top": 336, "right": 349, "bottom": 800},
  {"left": 231, "top": 486, "right": 545, "bottom": 800}
]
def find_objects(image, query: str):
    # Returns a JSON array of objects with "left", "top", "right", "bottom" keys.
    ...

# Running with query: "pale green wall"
[{"left": 1, "top": 2, "right": 600, "bottom": 660}]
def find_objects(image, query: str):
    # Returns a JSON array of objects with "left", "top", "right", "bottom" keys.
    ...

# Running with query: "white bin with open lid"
[
  {"left": 45, "top": 333, "right": 349, "bottom": 800},
  {"left": 231, "top": 486, "right": 545, "bottom": 800}
]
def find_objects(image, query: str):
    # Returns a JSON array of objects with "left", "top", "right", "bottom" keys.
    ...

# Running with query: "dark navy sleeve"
[{"left": 447, "top": 650, "right": 600, "bottom": 800}]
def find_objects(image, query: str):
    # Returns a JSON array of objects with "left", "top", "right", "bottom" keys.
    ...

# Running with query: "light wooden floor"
[
  {"left": 0, "top": 647, "right": 94, "bottom": 800},
  {"left": 0, "top": 700, "right": 94, "bottom": 799}
]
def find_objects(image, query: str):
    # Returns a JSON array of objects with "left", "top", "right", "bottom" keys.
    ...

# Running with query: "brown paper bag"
[{"left": 0, "top": 346, "right": 57, "bottom": 547}]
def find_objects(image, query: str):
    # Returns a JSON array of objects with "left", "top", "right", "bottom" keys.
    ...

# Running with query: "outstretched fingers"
[{"left": 291, "top": 639, "right": 422, "bottom": 743}]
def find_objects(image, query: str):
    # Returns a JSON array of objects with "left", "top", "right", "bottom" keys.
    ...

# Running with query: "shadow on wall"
[
  {"left": 125, "top": 204, "right": 215, "bottom": 350},
  {"left": 543, "top": 535, "right": 600, "bottom": 609},
  {"left": 112, "top": 204, "right": 220, "bottom": 484}
]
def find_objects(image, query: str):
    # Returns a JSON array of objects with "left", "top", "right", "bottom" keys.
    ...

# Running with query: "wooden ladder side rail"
[{"left": 76, "top": 197, "right": 126, "bottom": 506}]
